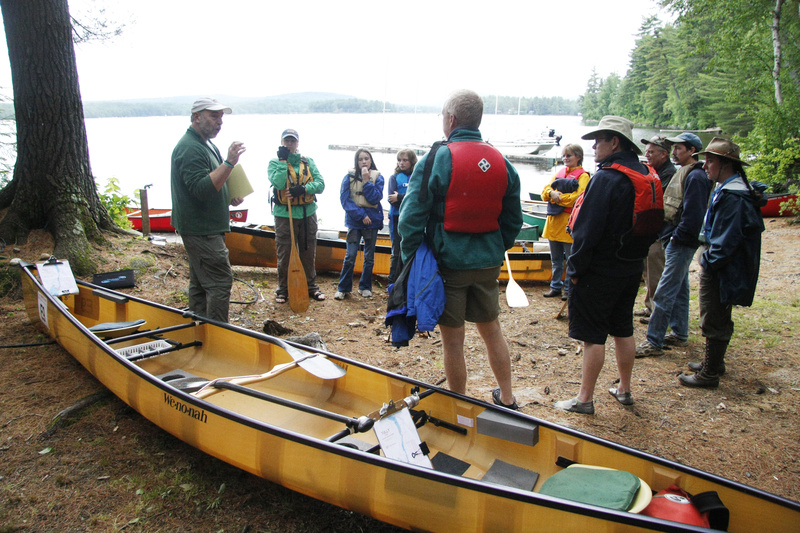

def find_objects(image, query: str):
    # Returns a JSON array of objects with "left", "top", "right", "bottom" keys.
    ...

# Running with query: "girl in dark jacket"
[{"left": 680, "top": 138, "right": 767, "bottom": 388}]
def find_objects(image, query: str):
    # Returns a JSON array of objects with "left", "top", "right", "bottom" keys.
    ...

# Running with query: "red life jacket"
[
  {"left": 567, "top": 162, "right": 664, "bottom": 260},
  {"left": 607, "top": 162, "right": 664, "bottom": 237},
  {"left": 553, "top": 166, "right": 586, "bottom": 214},
  {"left": 443, "top": 141, "right": 507, "bottom": 233},
  {"left": 641, "top": 485, "right": 729, "bottom": 531}
]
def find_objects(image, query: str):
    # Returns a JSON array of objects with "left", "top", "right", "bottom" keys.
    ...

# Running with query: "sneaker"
[
  {"left": 553, "top": 397, "right": 595, "bottom": 415},
  {"left": 359, "top": 289, "right": 372, "bottom": 298},
  {"left": 635, "top": 340, "right": 663, "bottom": 358},
  {"left": 334, "top": 291, "right": 346, "bottom": 300},
  {"left": 634, "top": 308, "right": 651, "bottom": 317},
  {"left": 608, "top": 387, "right": 634, "bottom": 406},
  {"left": 491, "top": 388, "right": 519, "bottom": 410},
  {"left": 663, "top": 333, "right": 688, "bottom": 347}
]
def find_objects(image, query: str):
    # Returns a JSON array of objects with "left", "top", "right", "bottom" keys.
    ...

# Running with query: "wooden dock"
[{"left": 327, "top": 144, "right": 559, "bottom": 166}]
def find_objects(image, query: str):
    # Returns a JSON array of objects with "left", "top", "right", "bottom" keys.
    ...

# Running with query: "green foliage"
[
  {"left": 483, "top": 95, "right": 580, "bottom": 116},
  {"left": 744, "top": 136, "right": 800, "bottom": 193},
  {"left": 97, "top": 177, "right": 135, "bottom": 228}
]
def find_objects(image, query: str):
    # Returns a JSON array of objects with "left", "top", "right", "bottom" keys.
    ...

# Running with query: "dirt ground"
[{"left": 1, "top": 217, "right": 799, "bottom": 532}]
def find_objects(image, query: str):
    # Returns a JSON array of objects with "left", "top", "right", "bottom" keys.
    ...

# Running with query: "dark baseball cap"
[{"left": 281, "top": 129, "right": 299, "bottom": 140}]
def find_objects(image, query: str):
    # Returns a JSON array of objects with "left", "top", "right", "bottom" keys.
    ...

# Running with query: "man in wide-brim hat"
[
  {"left": 678, "top": 137, "right": 766, "bottom": 389},
  {"left": 554, "top": 115, "right": 660, "bottom": 415}
]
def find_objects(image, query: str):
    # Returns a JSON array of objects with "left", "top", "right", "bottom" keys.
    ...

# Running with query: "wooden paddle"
[
  {"left": 504, "top": 251, "right": 529, "bottom": 308},
  {"left": 554, "top": 297, "right": 568, "bottom": 319},
  {"left": 193, "top": 350, "right": 346, "bottom": 400},
  {"left": 286, "top": 191, "right": 309, "bottom": 313}
]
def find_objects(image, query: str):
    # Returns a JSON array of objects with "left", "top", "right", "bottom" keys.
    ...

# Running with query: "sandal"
[
  {"left": 275, "top": 295, "right": 287, "bottom": 304},
  {"left": 310, "top": 291, "right": 326, "bottom": 301},
  {"left": 491, "top": 388, "right": 519, "bottom": 410}
]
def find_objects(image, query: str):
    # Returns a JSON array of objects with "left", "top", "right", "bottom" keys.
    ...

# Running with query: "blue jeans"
[
  {"left": 338, "top": 227, "right": 378, "bottom": 293},
  {"left": 646, "top": 241, "right": 697, "bottom": 348},
  {"left": 548, "top": 240, "right": 572, "bottom": 292}
]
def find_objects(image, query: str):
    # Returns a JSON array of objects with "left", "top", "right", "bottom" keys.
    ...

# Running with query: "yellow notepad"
[{"left": 227, "top": 164, "right": 253, "bottom": 199}]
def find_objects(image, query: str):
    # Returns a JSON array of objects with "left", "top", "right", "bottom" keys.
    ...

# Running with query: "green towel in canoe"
[{"left": 540, "top": 467, "right": 641, "bottom": 511}]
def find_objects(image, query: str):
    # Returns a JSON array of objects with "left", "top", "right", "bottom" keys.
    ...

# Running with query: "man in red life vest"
[
  {"left": 555, "top": 115, "right": 663, "bottom": 414},
  {"left": 398, "top": 90, "right": 523, "bottom": 410}
]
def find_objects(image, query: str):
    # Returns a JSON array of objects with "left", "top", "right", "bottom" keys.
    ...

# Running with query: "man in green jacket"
[
  {"left": 399, "top": 89, "right": 523, "bottom": 410},
  {"left": 171, "top": 97, "right": 246, "bottom": 323},
  {"left": 268, "top": 129, "right": 326, "bottom": 303}
]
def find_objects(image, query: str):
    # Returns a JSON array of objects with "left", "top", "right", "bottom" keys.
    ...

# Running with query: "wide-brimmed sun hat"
[
  {"left": 582, "top": 115, "right": 641, "bottom": 155},
  {"left": 191, "top": 97, "right": 232, "bottom": 114},
  {"left": 697, "top": 137, "right": 749, "bottom": 166}
]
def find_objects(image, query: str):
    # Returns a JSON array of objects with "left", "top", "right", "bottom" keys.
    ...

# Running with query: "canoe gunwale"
[{"left": 19, "top": 263, "right": 800, "bottom": 531}]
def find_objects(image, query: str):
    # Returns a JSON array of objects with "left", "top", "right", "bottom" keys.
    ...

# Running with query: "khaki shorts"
[{"left": 438, "top": 266, "right": 501, "bottom": 328}]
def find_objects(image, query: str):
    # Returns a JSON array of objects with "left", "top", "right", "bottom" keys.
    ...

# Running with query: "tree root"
[{"left": 39, "top": 389, "right": 112, "bottom": 439}]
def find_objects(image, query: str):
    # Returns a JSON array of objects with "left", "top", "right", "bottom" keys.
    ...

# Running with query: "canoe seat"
[
  {"left": 89, "top": 319, "right": 146, "bottom": 338},
  {"left": 156, "top": 369, "right": 207, "bottom": 393},
  {"left": 482, "top": 459, "right": 539, "bottom": 491}
]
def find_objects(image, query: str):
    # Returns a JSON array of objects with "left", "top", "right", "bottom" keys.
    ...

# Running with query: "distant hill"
[
  {"left": 0, "top": 92, "right": 579, "bottom": 119},
  {"left": 0, "top": 92, "right": 439, "bottom": 119}
]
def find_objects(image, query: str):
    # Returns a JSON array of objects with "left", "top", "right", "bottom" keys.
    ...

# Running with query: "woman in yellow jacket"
[{"left": 541, "top": 143, "right": 591, "bottom": 300}]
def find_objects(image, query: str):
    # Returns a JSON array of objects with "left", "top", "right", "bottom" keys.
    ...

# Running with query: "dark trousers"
[
  {"left": 699, "top": 267, "right": 734, "bottom": 342},
  {"left": 275, "top": 214, "right": 319, "bottom": 296}
]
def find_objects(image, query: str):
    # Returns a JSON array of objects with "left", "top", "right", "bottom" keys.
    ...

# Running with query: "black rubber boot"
[{"left": 680, "top": 339, "right": 727, "bottom": 388}]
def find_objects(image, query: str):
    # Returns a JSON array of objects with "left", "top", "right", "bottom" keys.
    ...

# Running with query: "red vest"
[
  {"left": 443, "top": 142, "right": 507, "bottom": 233},
  {"left": 606, "top": 162, "right": 664, "bottom": 237},
  {"left": 568, "top": 162, "right": 663, "bottom": 239}
]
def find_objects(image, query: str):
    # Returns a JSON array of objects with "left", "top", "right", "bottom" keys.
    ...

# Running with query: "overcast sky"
[{"left": 0, "top": 0, "right": 671, "bottom": 106}]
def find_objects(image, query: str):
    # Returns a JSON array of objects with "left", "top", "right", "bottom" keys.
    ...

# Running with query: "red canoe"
[
  {"left": 126, "top": 208, "right": 248, "bottom": 232},
  {"left": 761, "top": 193, "right": 797, "bottom": 217}
]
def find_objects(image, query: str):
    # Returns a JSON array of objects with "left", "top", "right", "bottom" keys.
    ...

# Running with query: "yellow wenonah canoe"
[
  {"left": 225, "top": 223, "right": 555, "bottom": 282},
  {"left": 19, "top": 262, "right": 800, "bottom": 532}
]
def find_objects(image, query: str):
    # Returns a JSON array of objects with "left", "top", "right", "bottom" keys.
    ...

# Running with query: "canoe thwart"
[
  {"left": 92, "top": 288, "right": 129, "bottom": 304},
  {"left": 121, "top": 339, "right": 203, "bottom": 363}
]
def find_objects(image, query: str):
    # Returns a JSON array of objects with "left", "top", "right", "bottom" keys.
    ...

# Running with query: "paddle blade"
[
  {"left": 505, "top": 252, "right": 529, "bottom": 308},
  {"left": 288, "top": 247, "right": 309, "bottom": 313},
  {"left": 285, "top": 344, "right": 347, "bottom": 380}
]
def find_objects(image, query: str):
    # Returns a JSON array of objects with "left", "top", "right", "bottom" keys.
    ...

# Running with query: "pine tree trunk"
[{"left": 0, "top": 0, "right": 115, "bottom": 275}]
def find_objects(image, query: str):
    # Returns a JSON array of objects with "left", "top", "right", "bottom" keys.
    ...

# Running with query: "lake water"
[{"left": 84, "top": 113, "right": 662, "bottom": 230}]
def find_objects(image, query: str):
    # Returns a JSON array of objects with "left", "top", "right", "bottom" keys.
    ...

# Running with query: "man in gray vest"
[
  {"left": 636, "top": 132, "right": 711, "bottom": 357},
  {"left": 635, "top": 135, "right": 676, "bottom": 323}
]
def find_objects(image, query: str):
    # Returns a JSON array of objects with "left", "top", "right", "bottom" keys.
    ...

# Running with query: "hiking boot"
[
  {"left": 688, "top": 360, "right": 726, "bottom": 375},
  {"left": 334, "top": 291, "right": 346, "bottom": 300},
  {"left": 635, "top": 340, "right": 663, "bottom": 358},
  {"left": 553, "top": 397, "right": 595, "bottom": 415},
  {"left": 543, "top": 289, "right": 562, "bottom": 298},
  {"left": 608, "top": 387, "right": 634, "bottom": 406},
  {"left": 639, "top": 316, "right": 651, "bottom": 324},
  {"left": 663, "top": 333, "right": 688, "bottom": 347},
  {"left": 359, "top": 289, "right": 372, "bottom": 298},
  {"left": 679, "top": 338, "right": 727, "bottom": 388}
]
